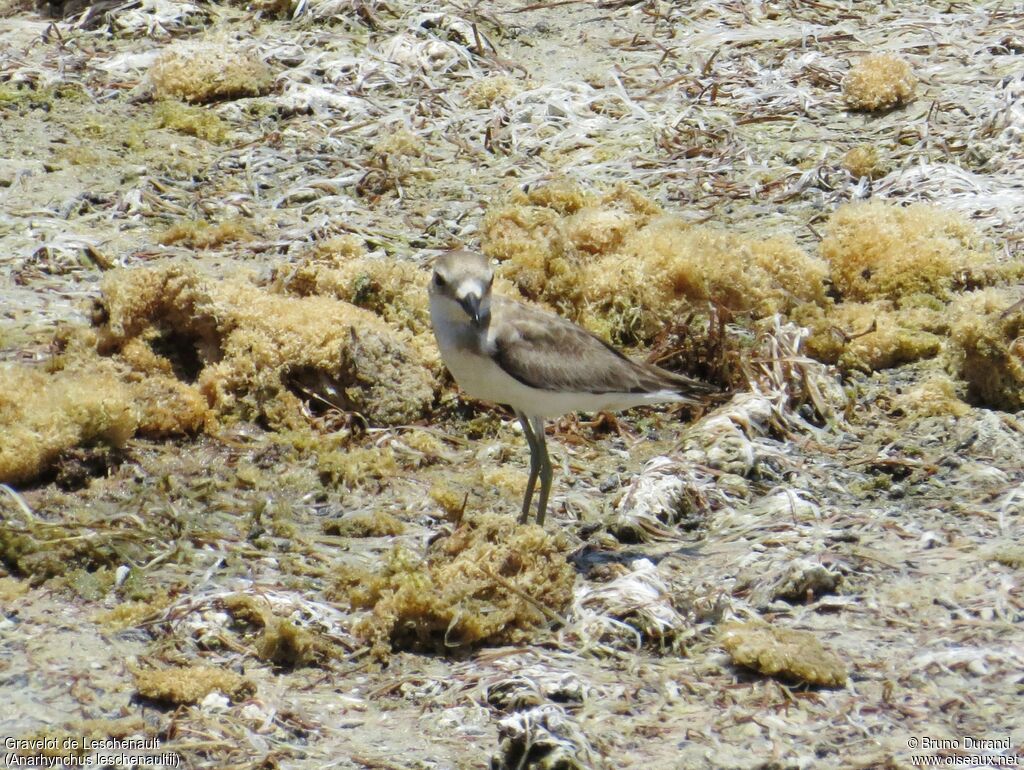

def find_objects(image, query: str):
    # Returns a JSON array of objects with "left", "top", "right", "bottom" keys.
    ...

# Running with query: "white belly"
[{"left": 436, "top": 329, "right": 679, "bottom": 417}]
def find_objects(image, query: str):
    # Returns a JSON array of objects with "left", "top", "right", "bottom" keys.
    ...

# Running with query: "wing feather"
[{"left": 490, "top": 298, "right": 711, "bottom": 399}]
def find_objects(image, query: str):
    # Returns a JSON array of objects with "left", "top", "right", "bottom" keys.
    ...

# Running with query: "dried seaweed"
[
  {"left": 133, "top": 665, "right": 256, "bottom": 705},
  {"left": 842, "top": 54, "right": 916, "bottom": 112},
  {"left": 334, "top": 514, "right": 574, "bottom": 658},
  {"left": 719, "top": 621, "right": 848, "bottom": 688}
]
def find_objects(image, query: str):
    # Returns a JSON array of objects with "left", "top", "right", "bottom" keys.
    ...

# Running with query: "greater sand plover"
[{"left": 429, "top": 249, "right": 715, "bottom": 525}]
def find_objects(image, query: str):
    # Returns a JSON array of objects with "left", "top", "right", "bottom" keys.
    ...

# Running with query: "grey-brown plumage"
[
  {"left": 491, "top": 296, "right": 712, "bottom": 399},
  {"left": 429, "top": 248, "right": 716, "bottom": 525}
]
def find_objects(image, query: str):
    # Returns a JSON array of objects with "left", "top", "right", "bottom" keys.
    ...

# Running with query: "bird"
[{"left": 428, "top": 248, "right": 716, "bottom": 526}]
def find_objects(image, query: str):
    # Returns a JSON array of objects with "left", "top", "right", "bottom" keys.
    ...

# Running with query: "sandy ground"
[{"left": 1, "top": 1, "right": 1023, "bottom": 768}]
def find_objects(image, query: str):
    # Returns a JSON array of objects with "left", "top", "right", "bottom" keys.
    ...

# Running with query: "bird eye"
[{"left": 433, "top": 273, "right": 446, "bottom": 288}]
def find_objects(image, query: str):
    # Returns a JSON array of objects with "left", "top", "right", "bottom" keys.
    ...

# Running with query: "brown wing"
[{"left": 491, "top": 298, "right": 713, "bottom": 399}]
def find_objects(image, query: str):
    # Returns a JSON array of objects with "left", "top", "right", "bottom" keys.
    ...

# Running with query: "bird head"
[{"left": 429, "top": 249, "right": 494, "bottom": 328}]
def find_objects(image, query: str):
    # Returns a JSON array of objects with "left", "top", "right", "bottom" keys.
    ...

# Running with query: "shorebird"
[{"left": 428, "top": 249, "right": 716, "bottom": 525}]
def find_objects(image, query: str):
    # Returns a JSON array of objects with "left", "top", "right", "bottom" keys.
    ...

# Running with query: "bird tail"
[{"left": 654, "top": 366, "right": 720, "bottom": 403}]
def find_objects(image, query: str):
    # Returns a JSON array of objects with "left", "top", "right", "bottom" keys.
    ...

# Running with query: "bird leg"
[
  {"left": 517, "top": 411, "right": 540, "bottom": 524},
  {"left": 531, "top": 415, "right": 553, "bottom": 526}
]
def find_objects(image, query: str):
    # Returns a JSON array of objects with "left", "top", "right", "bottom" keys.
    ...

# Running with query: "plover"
[{"left": 429, "top": 249, "right": 715, "bottom": 525}]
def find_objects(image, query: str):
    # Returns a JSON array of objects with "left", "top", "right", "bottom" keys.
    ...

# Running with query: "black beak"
[{"left": 459, "top": 294, "right": 484, "bottom": 326}]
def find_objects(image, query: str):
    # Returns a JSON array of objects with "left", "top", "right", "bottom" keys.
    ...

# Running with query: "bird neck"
[{"left": 430, "top": 294, "right": 489, "bottom": 354}]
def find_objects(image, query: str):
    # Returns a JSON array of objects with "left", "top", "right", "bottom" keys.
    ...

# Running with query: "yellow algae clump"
[
  {"left": 948, "top": 288, "right": 1024, "bottom": 411},
  {"left": 95, "top": 263, "right": 434, "bottom": 429},
  {"left": 0, "top": 364, "right": 137, "bottom": 486},
  {"left": 0, "top": 577, "right": 29, "bottom": 602},
  {"left": 49, "top": 323, "right": 212, "bottom": 440},
  {"left": 318, "top": 446, "right": 399, "bottom": 489},
  {"left": 562, "top": 206, "right": 636, "bottom": 256},
  {"left": 797, "top": 299, "right": 945, "bottom": 373},
  {"left": 890, "top": 372, "right": 970, "bottom": 418},
  {"left": 464, "top": 75, "right": 518, "bottom": 108},
  {"left": 157, "top": 219, "right": 251, "bottom": 249},
  {"left": 0, "top": 252, "right": 436, "bottom": 483},
  {"left": 481, "top": 185, "right": 583, "bottom": 303},
  {"left": 250, "top": 0, "right": 294, "bottom": 18},
  {"left": 429, "top": 483, "right": 466, "bottom": 518},
  {"left": 821, "top": 200, "right": 988, "bottom": 303},
  {"left": 335, "top": 514, "right": 574, "bottom": 658},
  {"left": 149, "top": 42, "right": 273, "bottom": 104},
  {"left": 130, "top": 373, "right": 211, "bottom": 437},
  {"left": 802, "top": 201, "right": 1023, "bottom": 373},
  {"left": 134, "top": 666, "right": 255, "bottom": 705},
  {"left": 94, "top": 593, "right": 171, "bottom": 630},
  {"left": 482, "top": 182, "right": 826, "bottom": 345},
  {"left": 217, "top": 594, "right": 338, "bottom": 667},
  {"left": 207, "top": 283, "right": 432, "bottom": 426},
  {"left": 221, "top": 592, "right": 271, "bottom": 627},
  {"left": 273, "top": 239, "right": 445, "bottom": 376},
  {"left": 393, "top": 429, "right": 447, "bottom": 468},
  {"left": 843, "top": 54, "right": 916, "bottom": 112},
  {"left": 257, "top": 617, "right": 338, "bottom": 668},
  {"left": 841, "top": 144, "right": 884, "bottom": 179},
  {"left": 596, "top": 218, "right": 825, "bottom": 317},
  {"left": 324, "top": 509, "right": 405, "bottom": 537},
  {"left": 2, "top": 509, "right": 141, "bottom": 582},
  {"left": 276, "top": 241, "right": 432, "bottom": 338},
  {"left": 153, "top": 100, "right": 231, "bottom": 144},
  {"left": 75, "top": 717, "right": 148, "bottom": 744},
  {"left": 520, "top": 179, "right": 592, "bottom": 215},
  {"left": 373, "top": 127, "right": 424, "bottom": 158},
  {"left": 720, "top": 621, "right": 847, "bottom": 688},
  {"left": 97, "top": 264, "right": 221, "bottom": 359},
  {"left": 990, "top": 547, "right": 1024, "bottom": 570},
  {"left": 575, "top": 220, "right": 826, "bottom": 345}
]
